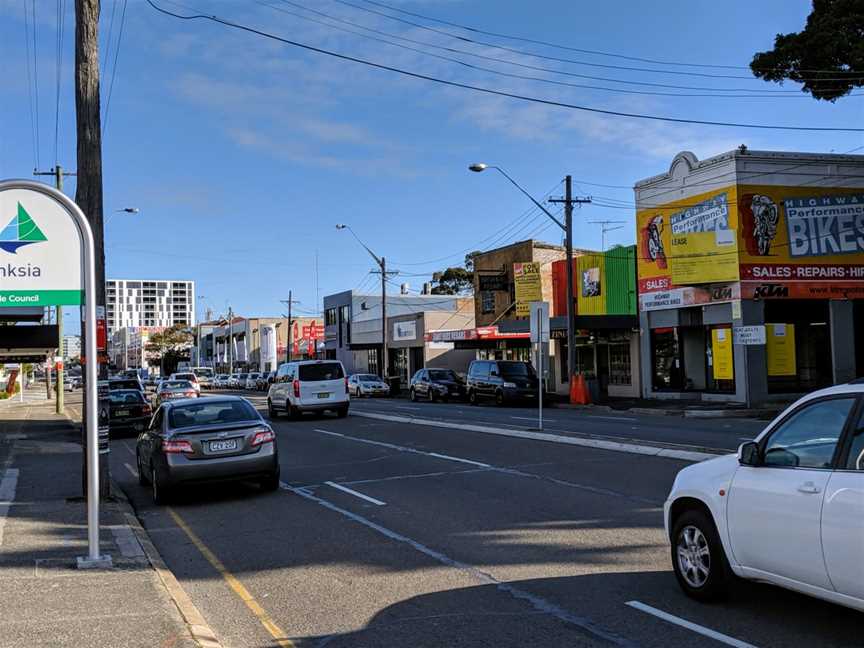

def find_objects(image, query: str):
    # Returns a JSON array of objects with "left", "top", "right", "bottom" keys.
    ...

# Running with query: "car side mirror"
[{"left": 738, "top": 441, "right": 760, "bottom": 466}]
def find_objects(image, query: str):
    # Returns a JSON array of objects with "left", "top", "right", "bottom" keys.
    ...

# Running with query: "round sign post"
[{"left": 0, "top": 180, "right": 108, "bottom": 568}]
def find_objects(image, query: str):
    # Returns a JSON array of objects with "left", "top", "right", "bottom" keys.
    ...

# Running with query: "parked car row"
[
  {"left": 212, "top": 372, "right": 275, "bottom": 391},
  {"left": 407, "top": 361, "right": 540, "bottom": 406}
]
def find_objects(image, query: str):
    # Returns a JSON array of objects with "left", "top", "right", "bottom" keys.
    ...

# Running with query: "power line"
[
  {"left": 23, "top": 0, "right": 38, "bottom": 169},
  {"left": 103, "top": 0, "right": 119, "bottom": 73},
  {"left": 26, "top": 0, "right": 41, "bottom": 169},
  {"left": 144, "top": 1, "right": 864, "bottom": 133},
  {"left": 354, "top": 0, "right": 864, "bottom": 77},
  {"left": 262, "top": 0, "right": 832, "bottom": 98},
  {"left": 54, "top": 0, "right": 67, "bottom": 164},
  {"left": 103, "top": 0, "right": 129, "bottom": 135}
]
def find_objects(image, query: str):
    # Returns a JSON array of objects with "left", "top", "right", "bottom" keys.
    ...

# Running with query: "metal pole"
[
  {"left": 564, "top": 175, "right": 576, "bottom": 399},
  {"left": 538, "top": 339, "right": 543, "bottom": 431},
  {"left": 381, "top": 257, "right": 387, "bottom": 380},
  {"left": 228, "top": 306, "right": 234, "bottom": 375},
  {"left": 287, "top": 290, "right": 292, "bottom": 364},
  {"left": 56, "top": 309, "right": 64, "bottom": 413}
]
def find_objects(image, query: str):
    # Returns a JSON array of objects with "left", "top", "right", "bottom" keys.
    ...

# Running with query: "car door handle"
[{"left": 797, "top": 482, "right": 821, "bottom": 494}]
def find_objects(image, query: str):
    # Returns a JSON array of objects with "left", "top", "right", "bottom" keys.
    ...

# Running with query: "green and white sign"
[{"left": 0, "top": 187, "right": 83, "bottom": 306}]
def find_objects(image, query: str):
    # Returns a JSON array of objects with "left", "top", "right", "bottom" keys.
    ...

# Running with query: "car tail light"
[
  {"left": 293, "top": 379, "right": 300, "bottom": 398},
  {"left": 163, "top": 439, "right": 193, "bottom": 454},
  {"left": 251, "top": 428, "right": 275, "bottom": 446},
  {"left": 345, "top": 377, "right": 349, "bottom": 393},
  {"left": 185, "top": 391, "right": 196, "bottom": 398}
]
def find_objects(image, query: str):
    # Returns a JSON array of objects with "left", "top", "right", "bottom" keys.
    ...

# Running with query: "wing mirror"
[{"left": 738, "top": 441, "right": 761, "bottom": 466}]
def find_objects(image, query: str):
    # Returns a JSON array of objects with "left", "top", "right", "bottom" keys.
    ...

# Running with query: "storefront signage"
[
  {"left": 667, "top": 192, "right": 739, "bottom": 285},
  {"left": 784, "top": 193, "right": 864, "bottom": 257},
  {"left": 733, "top": 325, "right": 766, "bottom": 345},
  {"left": 711, "top": 328, "right": 734, "bottom": 380},
  {"left": 478, "top": 273, "right": 508, "bottom": 292},
  {"left": 766, "top": 323, "right": 796, "bottom": 376},
  {"left": 0, "top": 189, "right": 83, "bottom": 306},
  {"left": 393, "top": 320, "right": 417, "bottom": 342},
  {"left": 426, "top": 326, "right": 531, "bottom": 343},
  {"left": 513, "top": 262, "right": 542, "bottom": 317},
  {"left": 638, "top": 282, "right": 740, "bottom": 312}
]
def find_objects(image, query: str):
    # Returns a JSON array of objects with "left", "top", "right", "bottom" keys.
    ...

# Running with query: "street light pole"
[
  {"left": 469, "top": 166, "right": 590, "bottom": 402},
  {"left": 336, "top": 225, "right": 396, "bottom": 379}
]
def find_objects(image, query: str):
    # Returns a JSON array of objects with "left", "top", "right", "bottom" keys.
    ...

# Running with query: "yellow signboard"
[
  {"left": 711, "top": 328, "right": 734, "bottom": 380},
  {"left": 670, "top": 229, "right": 739, "bottom": 284},
  {"left": 514, "top": 262, "right": 542, "bottom": 317},
  {"left": 766, "top": 323, "right": 796, "bottom": 376}
]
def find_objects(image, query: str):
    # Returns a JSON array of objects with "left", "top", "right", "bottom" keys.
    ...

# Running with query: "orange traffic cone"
[
  {"left": 578, "top": 373, "right": 592, "bottom": 405},
  {"left": 570, "top": 373, "right": 591, "bottom": 405}
]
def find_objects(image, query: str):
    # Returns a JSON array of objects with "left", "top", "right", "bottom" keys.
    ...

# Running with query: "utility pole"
[
  {"left": 34, "top": 166, "right": 76, "bottom": 414},
  {"left": 550, "top": 176, "right": 591, "bottom": 396},
  {"left": 370, "top": 260, "right": 398, "bottom": 379},
  {"left": 227, "top": 306, "right": 234, "bottom": 375},
  {"left": 280, "top": 293, "right": 301, "bottom": 364}
]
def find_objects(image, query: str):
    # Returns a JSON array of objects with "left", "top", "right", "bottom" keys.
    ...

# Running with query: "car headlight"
[{"left": 503, "top": 382, "right": 517, "bottom": 388}]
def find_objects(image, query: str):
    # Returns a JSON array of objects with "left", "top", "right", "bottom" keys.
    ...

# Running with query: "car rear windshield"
[
  {"left": 498, "top": 362, "right": 535, "bottom": 378},
  {"left": 174, "top": 373, "right": 195, "bottom": 381},
  {"left": 428, "top": 370, "right": 457, "bottom": 381},
  {"left": 169, "top": 400, "right": 259, "bottom": 429},
  {"left": 109, "top": 379, "right": 140, "bottom": 391},
  {"left": 162, "top": 381, "right": 192, "bottom": 389},
  {"left": 193, "top": 368, "right": 214, "bottom": 378},
  {"left": 299, "top": 363, "right": 344, "bottom": 381},
  {"left": 109, "top": 390, "right": 145, "bottom": 404}
]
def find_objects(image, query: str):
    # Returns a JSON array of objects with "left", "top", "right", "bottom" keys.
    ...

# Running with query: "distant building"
[
  {"left": 62, "top": 335, "right": 81, "bottom": 360},
  {"left": 106, "top": 279, "right": 195, "bottom": 335}
]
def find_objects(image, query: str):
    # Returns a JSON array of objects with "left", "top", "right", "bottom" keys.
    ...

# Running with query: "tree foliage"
[
  {"left": 750, "top": 0, "right": 864, "bottom": 101},
  {"left": 145, "top": 325, "right": 193, "bottom": 375},
  {"left": 431, "top": 266, "right": 474, "bottom": 295}
]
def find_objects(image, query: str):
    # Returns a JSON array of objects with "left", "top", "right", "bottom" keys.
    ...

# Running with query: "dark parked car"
[
  {"left": 108, "top": 376, "right": 145, "bottom": 394},
  {"left": 108, "top": 389, "right": 152, "bottom": 436},
  {"left": 136, "top": 396, "right": 279, "bottom": 504},
  {"left": 466, "top": 360, "right": 539, "bottom": 406},
  {"left": 409, "top": 369, "right": 465, "bottom": 402}
]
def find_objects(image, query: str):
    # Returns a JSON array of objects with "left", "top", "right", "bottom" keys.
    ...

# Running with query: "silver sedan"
[{"left": 135, "top": 396, "right": 280, "bottom": 504}]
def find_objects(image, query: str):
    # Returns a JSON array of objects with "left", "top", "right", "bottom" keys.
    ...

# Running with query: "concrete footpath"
[{"left": 0, "top": 396, "right": 217, "bottom": 648}]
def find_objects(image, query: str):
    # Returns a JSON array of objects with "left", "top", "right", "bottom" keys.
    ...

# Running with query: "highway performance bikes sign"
[{"left": 0, "top": 185, "right": 83, "bottom": 306}]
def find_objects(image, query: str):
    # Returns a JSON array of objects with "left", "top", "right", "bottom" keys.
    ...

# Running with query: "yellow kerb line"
[{"left": 167, "top": 508, "right": 295, "bottom": 648}]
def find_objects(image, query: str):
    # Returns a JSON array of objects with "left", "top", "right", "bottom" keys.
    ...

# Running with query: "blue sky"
[{"left": 2, "top": 0, "right": 862, "bottom": 332}]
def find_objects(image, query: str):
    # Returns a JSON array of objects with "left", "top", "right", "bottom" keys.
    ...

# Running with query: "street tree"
[
  {"left": 431, "top": 267, "right": 474, "bottom": 295},
  {"left": 145, "top": 325, "right": 193, "bottom": 376},
  {"left": 750, "top": 0, "right": 864, "bottom": 101}
]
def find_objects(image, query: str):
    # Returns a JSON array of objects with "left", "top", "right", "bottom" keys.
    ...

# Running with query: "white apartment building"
[
  {"left": 62, "top": 335, "right": 81, "bottom": 360},
  {"left": 106, "top": 279, "right": 195, "bottom": 335}
]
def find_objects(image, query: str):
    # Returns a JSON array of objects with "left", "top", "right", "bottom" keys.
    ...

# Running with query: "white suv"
[
  {"left": 267, "top": 360, "right": 349, "bottom": 419},
  {"left": 665, "top": 383, "right": 864, "bottom": 612}
]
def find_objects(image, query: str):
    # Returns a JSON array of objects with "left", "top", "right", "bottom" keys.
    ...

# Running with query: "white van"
[{"left": 267, "top": 360, "right": 349, "bottom": 419}]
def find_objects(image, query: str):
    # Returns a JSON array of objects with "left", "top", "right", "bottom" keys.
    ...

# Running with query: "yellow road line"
[{"left": 167, "top": 508, "right": 295, "bottom": 648}]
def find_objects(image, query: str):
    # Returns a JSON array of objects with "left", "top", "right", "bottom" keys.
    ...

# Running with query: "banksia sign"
[{"left": 0, "top": 186, "right": 83, "bottom": 306}]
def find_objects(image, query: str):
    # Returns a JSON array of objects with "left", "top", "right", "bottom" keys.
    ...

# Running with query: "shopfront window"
[
  {"left": 366, "top": 349, "right": 379, "bottom": 376},
  {"left": 765, "top": 300, "right": 833, "bottom": 393},
  {"left": 651, "top": 327, "right": 682, "bottom": 390},
  {"left": 706, "top": 325, "right": 735, "bottom": 393},
  {"left": 392, "top": 348, "right": 409, "bottom": 384}
]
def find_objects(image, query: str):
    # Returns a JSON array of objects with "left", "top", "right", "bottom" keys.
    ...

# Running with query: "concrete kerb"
[
  {"left": 111, "top": 481, "right": 224, "bottom": 648},
  {"left": 350, "top": 411, "right": 719, "bottom": 462}
]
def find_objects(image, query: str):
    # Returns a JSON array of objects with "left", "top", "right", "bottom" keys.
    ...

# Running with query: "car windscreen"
[
  {"left": 498, "top": 363, "right": 535, "bottom": 378},
  {"left": 359, "top": 374, "right": 379, "bottom": 382},
  {"left": 109, "top": 379, "right": 140, "bottom": 391},
  {"left": 299, "top": 363, "right": 344, "bottom": 381},
  {"left": 174, "top": 373, "right": 195, "bottom": 381},
  {"left": 162, "top": 381, "right": 192, "bottom": 390},
  {"left": 169, "top": 400, "right": 259, "bottom": 429},
  {"left": 428, "top": 370, "right": 457, "bottom": 381},
  {"left": 108, "top": 390, "right": 145, "bottom": 404},
  {"left": 193, "top": 369, "right": 214, "bottom": 378}
]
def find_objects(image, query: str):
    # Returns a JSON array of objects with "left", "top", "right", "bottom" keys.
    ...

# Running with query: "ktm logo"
[{"left": 753, "top": 284, "right": 789, "bottom": 299}]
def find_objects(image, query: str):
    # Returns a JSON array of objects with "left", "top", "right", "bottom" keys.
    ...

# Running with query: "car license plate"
[
  {"left": 317, "top": 392, "right": 330, "bottom": 399},
  {"left": 209, "top": 439, "right": 237, "bottom": 452},
  {"left": 115, "top": 409, "right": 129, "bottom": 416}
]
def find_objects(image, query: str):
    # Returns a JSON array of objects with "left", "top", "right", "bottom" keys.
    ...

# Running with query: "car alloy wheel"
[
  {"left": 137, "top": 452, "right": 148, "bottom": 486},
  {"left": 267, "top": 399, "right": 278, "bottom": 419},
  {"left": 152, "top": 468, "right": 168, "bottom": 505},
  {"left": 495, "top": 390, "right": 505, "bottom": 406},
  {"left": 468, "top": 390, "right": 477, "bottom": 405},
  {"left": 410, "top": 388, "right": 417, "bottom": 402},
  {"left": 676, "top": 525, "right": 710, "bottom": 589}
]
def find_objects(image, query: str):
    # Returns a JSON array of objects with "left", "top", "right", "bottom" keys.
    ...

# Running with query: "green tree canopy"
[
  {"left": 145, "top": 325, "right": 193, "bottom": 375},
  {"left": 750, "top": 0, "right": 864, "bottom": 101},
  {"left": 431, "top": 266, "right": 474, "bottom": 295}
]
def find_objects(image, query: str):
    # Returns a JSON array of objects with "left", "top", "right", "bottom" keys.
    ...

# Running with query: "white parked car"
[
  {"left": 214, "top": 374, "right": 230, "bottom": 389},
  {"left": 267, "top": 360, "right": 348, "bottom": 419},
  {"left": 665, "top": 383, "right": 864, "bottom": 612},
  {"left": 245, "top": 373, "right": 261, "bottom": 390},
  {"left": 347, "top": 373, "right": 389, "bottom": 398},
  {"left": 170, "top": 372, "right": 200, "bottom": 395}
]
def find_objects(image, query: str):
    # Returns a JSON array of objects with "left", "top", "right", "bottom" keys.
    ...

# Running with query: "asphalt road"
[
  {"left": 109, "top": 391, "right": 858, "bottom": 648},
  {"left": 348, "top": 395, "right": 767, "bottom": 453}
]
